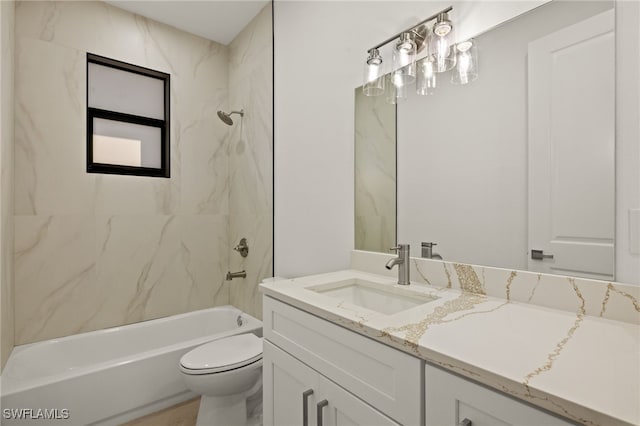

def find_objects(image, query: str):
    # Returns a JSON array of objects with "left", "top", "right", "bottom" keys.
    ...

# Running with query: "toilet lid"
[{"left": 180, "top": 334, "right": 263, "bottom": 374}]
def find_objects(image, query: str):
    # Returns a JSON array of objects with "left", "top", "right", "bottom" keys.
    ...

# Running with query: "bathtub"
[{"left": 0, "top": 306, "right": 262, "bottom": 426}]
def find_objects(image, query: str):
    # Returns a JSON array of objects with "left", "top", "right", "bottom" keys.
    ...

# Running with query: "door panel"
[
  {"left": 528, "top": 9, "right": 615, "bottom": 279},
  {"left": 263, "top": 341, "right": 318, "bottom": 426},
  {"left": 318, "top": 373, "right": 401, "bottom": 426},
  {"left": 265, "top": 341, "right": 401, "bottom": 426}
]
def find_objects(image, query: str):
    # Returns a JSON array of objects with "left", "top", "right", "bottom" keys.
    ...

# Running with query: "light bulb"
[
  {"left": 451, "top": 39, "right": 478, "bottom": 85},
  {"left": 436, "top": 37, "right": 449, "bottom": 69},
  {"left": 392, "top": 33, "right": 416, "bottom": 85},
  {"left": 416, "top": 58, "right": 437, "bottom": 96}
]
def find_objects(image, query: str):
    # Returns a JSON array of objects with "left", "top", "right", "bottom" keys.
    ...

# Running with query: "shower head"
[{"left": 217, "top": 109, "right": 244, "bottom": 126}]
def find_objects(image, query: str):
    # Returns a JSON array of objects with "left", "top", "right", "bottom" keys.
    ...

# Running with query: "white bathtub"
[{"left": 0, "top": 306, "right": 262, "bottom": 426}]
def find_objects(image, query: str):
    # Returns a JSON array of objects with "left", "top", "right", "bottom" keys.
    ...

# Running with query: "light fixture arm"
[{"left": 367, "top": 6, "right": 453, "bottom": 53}]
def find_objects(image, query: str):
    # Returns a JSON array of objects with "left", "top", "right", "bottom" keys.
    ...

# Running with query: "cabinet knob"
[
  {"left": 302, "top": 389, "right": 314, "bottom": 426},
  {"left": 459, "top": 419, "right": 472, "bottom": 426},
  {"left": 317, "top": 399, "right": 329, "bottom": 426}
]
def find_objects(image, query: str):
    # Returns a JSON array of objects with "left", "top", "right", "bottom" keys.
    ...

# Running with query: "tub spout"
[{"left": 226, "top": 270, "right": 246, "bottom": 281}]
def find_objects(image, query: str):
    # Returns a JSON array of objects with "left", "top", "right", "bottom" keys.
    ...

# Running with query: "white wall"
[
  {"left": 616, "top": 1, "right": 640, "bottom": 284},
  {"left": 274, "top": 1, "right": 547, "bottom": 278}
]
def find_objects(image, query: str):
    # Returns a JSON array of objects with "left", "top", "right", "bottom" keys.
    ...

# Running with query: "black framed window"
[{"left": 87, "top": 53, "right": 170, "bottom": 178}]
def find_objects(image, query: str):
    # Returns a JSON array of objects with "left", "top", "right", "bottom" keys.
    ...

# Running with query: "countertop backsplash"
[{"left": 351, "top": 250, "right": 640, "bottom": 325}]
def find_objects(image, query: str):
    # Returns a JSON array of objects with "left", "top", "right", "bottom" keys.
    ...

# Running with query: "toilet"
[{"left": 179, "top": 333, "right": 263, "bottom": 426}]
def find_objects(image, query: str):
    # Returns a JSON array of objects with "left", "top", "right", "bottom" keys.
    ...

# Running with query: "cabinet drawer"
[
  {"left": 425, "top": 364, "right": 573, "bottom": 426},
  {"left": 264, "top": 296, "right": 422, "bottom": 426}
]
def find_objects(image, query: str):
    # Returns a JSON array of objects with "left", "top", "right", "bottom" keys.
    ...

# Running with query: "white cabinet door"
[
  {"left": 527, "top": 9, "right": 615, "bottom": 280},
  {"left": 425, "top": 365, "right": 572, "bottom": 426},
  {"left": 263, "top": 340, "right": 318, "bottom": 426},
  {"left": 317, "top": 372, "right": 401, "bottom": 426},
  {"left": 264, "top": 296, "right": 422, "bottom": 425},
  {"left": 264, "top": 340, "right": 401, "bottom": 426}
]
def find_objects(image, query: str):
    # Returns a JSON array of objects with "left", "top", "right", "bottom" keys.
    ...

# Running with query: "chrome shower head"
[{"left": 217, "top": 109, "right": 244, "bottom": 126}]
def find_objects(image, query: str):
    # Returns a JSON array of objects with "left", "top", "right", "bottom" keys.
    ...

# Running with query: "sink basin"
[{"left": 308, "top": 278, "right": 438, "bottom": 315}]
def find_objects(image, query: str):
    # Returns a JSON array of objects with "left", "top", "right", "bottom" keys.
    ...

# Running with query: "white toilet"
[{"left": 179, "top": 333, "right": 263, "bottom": 426}]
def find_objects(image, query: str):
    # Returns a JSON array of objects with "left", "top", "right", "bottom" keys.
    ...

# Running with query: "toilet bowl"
[{"left": 179, "top": 333, "right": 263, "bottom": 426}]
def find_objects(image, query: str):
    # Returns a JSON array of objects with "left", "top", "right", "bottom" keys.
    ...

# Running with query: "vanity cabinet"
[
  {"left": 264, "top": 340, "right": 400, "bottom": 425},
  {"left": 263, "top": 296, "right": 422, "bottom": 426},
  {"left": 263, "top": 294, "right": 576, "bottom": 426},
  {"left": 425, "top": 365, "right": 573, "bottom": 426}
]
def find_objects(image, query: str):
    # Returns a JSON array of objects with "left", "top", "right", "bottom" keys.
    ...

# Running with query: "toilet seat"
[{"left": 180, "top": 334, "right": 263, "bottom": 375}]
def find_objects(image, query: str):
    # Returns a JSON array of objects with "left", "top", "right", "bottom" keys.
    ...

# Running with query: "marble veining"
[
  {"left": 261, "top": 257, "right": 639, "bottom": 425},
  {"left": 382, "top": 292, "right": 492, "bottom": 353},
  {"left": 13, "top": 1, "right": 233, "bottom": 344},
  {"left": 355, "top": 250, "right": 640, "bottom": 324},
  {"left": 600, "top": 282, "right": 640, "bottom": 316},
  {"left": 1, "top": 0, "right": 15, "bottom": 369},
  {"left": 228, "top": 4, "right": 273, "bottom": 320},
  {"left": 522, "top": 278, "right": 586, "bottom": 393},
  {"left": 453, "top": 263, "right": 486, "bottom": 294}
]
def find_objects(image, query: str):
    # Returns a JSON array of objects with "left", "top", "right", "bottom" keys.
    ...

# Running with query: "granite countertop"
[{"left": 260, "top": 269, "right": 639, "bottom": 426}]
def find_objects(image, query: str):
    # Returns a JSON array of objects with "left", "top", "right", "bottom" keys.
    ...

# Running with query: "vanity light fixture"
[
  {"left": 391, "top": 32, "right": 417, "bottom": 86},
  {"left": 429, "top": 12, "right": 456, "bottom": 73},
  {"left": 451, "top": 39, "right": 478, "bottom": 85},
  {"left": 363, "top": 48, "right": 385, "bottom": 96},
  {"left": 363, "top": 6, "right": 478, "bottom": 102}
]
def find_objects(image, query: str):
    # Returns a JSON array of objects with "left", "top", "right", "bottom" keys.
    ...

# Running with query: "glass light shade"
[
  {"left": 386, "top": 72, "right": 407, "bottom": 104},
  {"left": 363, "top": 48, "right": 385, "bottom": 96},
  {"left": 416, "top": 58, "right": 437, "bottom": 96},
  {"left": 392, "top": 33, "right": 416, "bottom": 86},
  {"left": 451, "top": 39, "right": 478, "bottom": 85},
  {"left": 428, "top": 14, "right": 456, "bottom": 73}
]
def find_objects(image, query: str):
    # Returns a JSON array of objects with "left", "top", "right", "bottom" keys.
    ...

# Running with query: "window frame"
[{"left": 86, "top": 53, "right": 171, "bottom": 178}]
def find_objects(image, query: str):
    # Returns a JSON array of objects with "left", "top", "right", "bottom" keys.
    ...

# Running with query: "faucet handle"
[{"left": 389, "top": 246, "right": 400, "bottom": 252}]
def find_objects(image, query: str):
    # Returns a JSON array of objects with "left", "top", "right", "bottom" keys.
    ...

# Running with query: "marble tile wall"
[
  {"left": 13, "top": 1, "right": 232, "bottom": 344},
  {"left": 352, "top": 250, "right": 640, "bottom": 325},
  {"left": 1, "top": 0, "right": 15, "bottom": 369},
  {"left": 354, "top": 85, "right": 395, "bottom": 253},
  {"left": 228, "top": 4, "right": 273, "bottom": 320}
]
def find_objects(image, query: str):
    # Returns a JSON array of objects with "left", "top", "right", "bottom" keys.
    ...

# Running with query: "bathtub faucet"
[{"left": 226, "top": 270, "right": 247, "bottom": 281}]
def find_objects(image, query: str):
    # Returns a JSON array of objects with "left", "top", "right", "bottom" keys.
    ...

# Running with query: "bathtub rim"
[{"left": 2, "top": 305, "right": 262, "bottom": 396}]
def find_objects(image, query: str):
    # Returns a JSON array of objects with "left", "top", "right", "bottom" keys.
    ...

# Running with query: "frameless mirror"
[
  {"left": 355, "top": 88, "right": 396, "bottom": 252},
  {"left": 354, "top": 1, "right": 632, "bottom": 283}
]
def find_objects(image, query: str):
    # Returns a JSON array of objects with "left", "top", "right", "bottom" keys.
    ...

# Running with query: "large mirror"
[{"left": 354, "top": 0, "right": 636, "bottom": 283}]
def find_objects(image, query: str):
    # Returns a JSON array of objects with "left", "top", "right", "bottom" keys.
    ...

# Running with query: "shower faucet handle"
[{"left": 233, "top": 238, "right": 249, "bottom": 257}]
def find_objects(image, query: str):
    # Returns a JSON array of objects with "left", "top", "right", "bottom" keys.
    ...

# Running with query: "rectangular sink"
[{"left": 308, "top": 278, "right": 438, "bottom": 315}]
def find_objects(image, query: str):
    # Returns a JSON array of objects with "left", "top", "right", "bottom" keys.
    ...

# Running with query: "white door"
[{"left": 528, "top": 9, "right": 615, "bottom": 280}]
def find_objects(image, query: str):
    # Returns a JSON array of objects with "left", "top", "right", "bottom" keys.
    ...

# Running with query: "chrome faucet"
[
  {"left": 385, "top": 244, "right": 410, "bottom": 285},
  {"left": 421, "top": 242, "right": 443, "bottom": 260}
]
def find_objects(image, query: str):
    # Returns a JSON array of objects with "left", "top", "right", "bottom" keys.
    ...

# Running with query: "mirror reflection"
[{"left": 354, "top": 1, "right": 626, "bottom": 282}]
